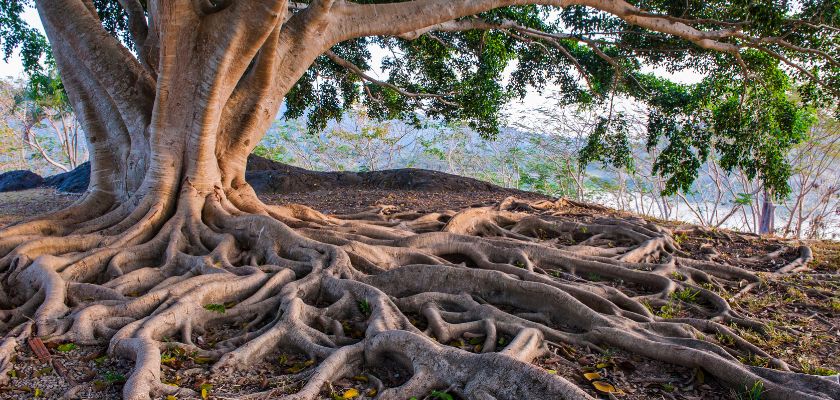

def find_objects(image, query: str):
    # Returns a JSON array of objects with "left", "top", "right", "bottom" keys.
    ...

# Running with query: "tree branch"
[
  {"left": 36, "top": 0, "right": 155, "bottom": 131},
  {"left": 334, "top": 0, "right": 743, "bottom": 55}
]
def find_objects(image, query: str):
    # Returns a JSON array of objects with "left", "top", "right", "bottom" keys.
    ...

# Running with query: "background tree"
[
  {"left": 0, "top": 1, "right": 838, "bottom": 399},
  {"left": 15, "top": 65, "right": 87, "bottom": 171}
]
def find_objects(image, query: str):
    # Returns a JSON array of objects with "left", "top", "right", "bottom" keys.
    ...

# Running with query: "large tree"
[{"left": 0, "top": 1, "right": 838, "bottom": 399}]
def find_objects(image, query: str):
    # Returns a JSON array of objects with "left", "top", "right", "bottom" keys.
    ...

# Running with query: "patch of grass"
[
  {"left": 735, "top": 380, "right": 764, "bottom": 400},
  {"left": 716, "top": 332, "right": 736, "bottom": 346},
  {"left": 657, "top": 302, "right": 681, "bottom": 319},
  {"left": 671, "top": 287, "right": 700, "bottom": 303},
  {"left": 357, "top": 299, "right": 371, "bottom": 316},
  {"left": 587, "top": 273, "right": 602, "bottom": 281},
  {"left": 783, "top": 287, "right": 807, "bottom": 303},
  {"left": 670, "top": 271, "right": 685, "bottom": 281},
  {"left": 674, "top": 232, "right": 688, "bottom": 245},
  {"left": 103, "top": 371, "right": 126, "bottom": 384},
  {"left": 739, "top": 353, "right": 770, "bottom": 368},
  {"left": 829, "top": 298, "right": 840, "bottom": 312},
  {"left": 800, "top": 360, "right": 838, "bottom": 376},
  {"left": 203, "top": 303, "right": 226, "bottom": 314}
]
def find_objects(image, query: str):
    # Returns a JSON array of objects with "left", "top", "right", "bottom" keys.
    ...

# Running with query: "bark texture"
[{"left": 0, "top": 1, "right": 838, "bottom": 399}]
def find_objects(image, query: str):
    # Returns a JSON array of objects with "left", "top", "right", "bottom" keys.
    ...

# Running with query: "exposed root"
[{"left": 0, "top": 188, "right": 837, "bottom": 400}]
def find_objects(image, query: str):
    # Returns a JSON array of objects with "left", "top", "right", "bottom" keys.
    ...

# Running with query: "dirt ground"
[{"left": 0, "top": 188, "right": 837, "bottom": 400}]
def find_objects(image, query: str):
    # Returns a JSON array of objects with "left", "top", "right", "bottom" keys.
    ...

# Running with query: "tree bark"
[{"left": 759, "top": 189, "right": 776, "bottom": 235}]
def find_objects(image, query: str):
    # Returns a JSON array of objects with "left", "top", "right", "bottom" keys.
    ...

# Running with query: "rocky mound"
[
  {"left": 43, "top": 162, "right": 91, "bottom": 193},
  {"left": 0, "top": 170, "right": 44, "bottom": 192},
  {"left": 1, "top": 155, "right": 506, "bottom": 194}
]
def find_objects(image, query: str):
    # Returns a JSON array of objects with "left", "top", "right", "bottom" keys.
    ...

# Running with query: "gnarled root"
[{"left": 0, "top": 188, "right": 836, "bottom": 400}]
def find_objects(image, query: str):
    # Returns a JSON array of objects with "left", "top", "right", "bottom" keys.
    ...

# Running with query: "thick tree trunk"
[{"left": 0, "top": 2, "right": 836, "bottom": 400}]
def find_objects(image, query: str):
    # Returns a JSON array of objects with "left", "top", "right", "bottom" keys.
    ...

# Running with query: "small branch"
[
  {"left": 116, "top": 0, "right": 148, "bottom": 50},
  {"left": 324, "top": 50, "right": 458, "bottom": 106}
]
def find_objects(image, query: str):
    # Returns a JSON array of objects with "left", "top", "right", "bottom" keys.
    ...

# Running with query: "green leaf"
[{"left": 56, "top": 343, "right": 77, "bottom": 352}]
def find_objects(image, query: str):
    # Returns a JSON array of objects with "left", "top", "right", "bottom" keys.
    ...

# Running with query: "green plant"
[
  {"left": 657, "top": 302, "right": 682, "bottom": 319},
  {"left": 671, "top": 287, "right": 700, "bottom": 303},
  {"left": 430, "top": 390, "right": 454, "bottom": 400},
  {"left": 716, "top": 332, "right": 736, "bottom": 346},
  {"left": 800, "top": 361, "right": 838, "bottom": 376},
  {"left": 358, "top": 299, "right": 371, "bottom": 316},
  {"left": 735, "top": 380, "right": 764, "bottom": 400},
  {"left": 203, "top": 303, "right": 226, "bottom": 314},
  {"left": 103, "top": 371, "right": 126, "bottom": 384},
  {"left": 830, "top": 298, "right": 840, "bottom": 312},
  {"left": 739, "top": 353, "right": 770, "bottom": 368}
]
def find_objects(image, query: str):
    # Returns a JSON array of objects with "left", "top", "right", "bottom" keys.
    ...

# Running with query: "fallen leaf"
[
  {"left": 56, "top": 343, "right": 78, "bottom": 352},
  {"left": 200, "top": 383, "right": 212, "bottom": 400},
  {"left": 342, "top": 388, "right": 359, "bottom": 399},
  {"left": 193, "top": 356, "right": 213, "bottom": 364},
  {"left": 591, "top": 380, "right": 624, "bottom": 395},
  {"left": 583, "top": 372, "right": 601, "bottom": 381}
]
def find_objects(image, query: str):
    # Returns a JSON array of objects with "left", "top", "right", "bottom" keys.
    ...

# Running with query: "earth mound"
[{"left": 2, "top": 155, "right": 509, "bottom": 194}]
